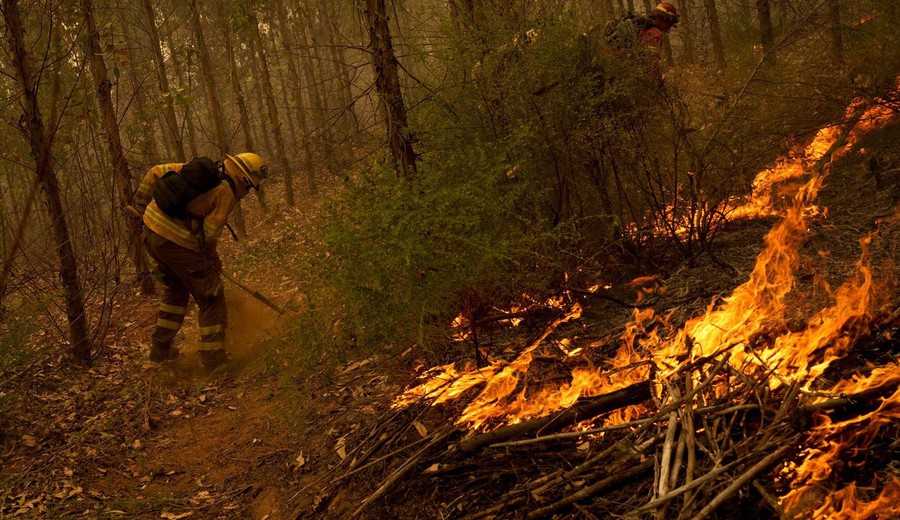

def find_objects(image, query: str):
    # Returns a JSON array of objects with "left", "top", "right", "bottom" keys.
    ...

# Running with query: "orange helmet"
[{"left": 652, "top": 2, "right": 679, "bottom": 26}]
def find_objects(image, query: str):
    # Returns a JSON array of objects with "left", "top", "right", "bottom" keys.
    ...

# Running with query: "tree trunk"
[
  {"left": 214, "top": 0, "right": 251, "bottom": 233},
  {"left": 680, "top": 0, "right": 695, "bottom": 64},
  {"left": 294, "top": 11, "right": 334, "bottom": 168},
  {"left": 703, "top": 0, "right": 726, "bottom": 69},
  {"left": 363, "top": 0, "right": 417, "bottom": 180},
  {"left": 274, "top": 0, "right": 317, "bottom": 195},
  {"left": 188, "top": 0, "right": 228, "bottom": 157},
  {"left": 755, "top": 0, "right": 775, "bottom": 61},
  {"left": 249, "top": 9, "right": 296, "bottom": 207},
  {"left": 303, "top": 14, "right": 337, "bottom": 157},
  {"left": 320, "top": 0, "right": 357, "bottom": 138},
  {"left": 165, "top": 31, "right": 198, "bottom": 157},
  {"left": 827, "top": 2, "right": 843, "bottom": 65},
  {"left": 218, "top": 1, "right": 254, "bottom": 153},
  {"left": 140, "top": 0, "right": 186, "bottom": 161},
  {"left": 3, "top": 0, "right": 91, "bottom": 363},
  {"left": 80, "top": 0, "right": 154, "bottom": 295}
]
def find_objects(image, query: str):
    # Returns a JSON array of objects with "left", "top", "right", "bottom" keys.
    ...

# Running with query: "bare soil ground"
[{"left": 0, "top": 125, "right": 898, "bottom": 519}]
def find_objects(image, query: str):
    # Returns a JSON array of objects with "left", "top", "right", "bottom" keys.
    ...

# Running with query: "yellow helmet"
[{"left": 225, "top": 152, "right": 268, "bottom": 192}]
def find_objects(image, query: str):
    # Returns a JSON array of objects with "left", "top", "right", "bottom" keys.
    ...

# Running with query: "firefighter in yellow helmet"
[{"left": 131, "top": 153, "right": 268, "bottom": 372}]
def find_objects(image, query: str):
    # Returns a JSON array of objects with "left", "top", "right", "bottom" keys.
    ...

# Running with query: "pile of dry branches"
[{"left": 308, "top": 306, "right": 900, "bottom": 519}]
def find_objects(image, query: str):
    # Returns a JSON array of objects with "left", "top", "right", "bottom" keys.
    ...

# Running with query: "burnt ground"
[{"left": 0, "top": 125, "right": 898, "bottom": 519}]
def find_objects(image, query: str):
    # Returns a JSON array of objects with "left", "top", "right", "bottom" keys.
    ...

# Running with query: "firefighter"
[
  {"left": 131, "top": 153, "right": 267, "bottom": 372},
  {"left": 605, "top": 2, "right": 679, "bottom": 53},
  {"left": 639, "top": 2, "right": 679, "bottom": 49}
]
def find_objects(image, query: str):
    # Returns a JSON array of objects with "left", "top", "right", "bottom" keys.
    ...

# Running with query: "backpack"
[{"left": 152, "top": 157, "right": 223, "bottom": 219}]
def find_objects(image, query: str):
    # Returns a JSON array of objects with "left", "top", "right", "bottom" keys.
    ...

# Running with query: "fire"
[
  {"left": 781, "top": 364, "right": 900, "bottom": 517},
  {"left": 393, "top": 86, "right": 899, "bottom": 515},
  {"left": 729, "top": 85, "right": 899, "bottom": 220}
]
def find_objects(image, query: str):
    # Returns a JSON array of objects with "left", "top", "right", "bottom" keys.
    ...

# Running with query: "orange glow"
[
  {"left": 730, "top": 88, "right": 899, "bottom": 220},
  {"left": 392, "top": 85, "right": 900, "bottom": 517}
]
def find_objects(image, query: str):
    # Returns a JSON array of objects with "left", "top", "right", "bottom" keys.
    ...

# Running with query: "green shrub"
[{"left": 323, "top": 151, "right": 561, "bottom": 353}]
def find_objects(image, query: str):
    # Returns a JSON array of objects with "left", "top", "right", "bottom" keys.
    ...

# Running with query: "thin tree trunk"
[
  {"left": 80, "top": 0, "right": 154, "bottom": 294},
  {"left": 756, "top": 0, "right": 775, "bottom": 61},
  {"left": 295, "top": 11, "right": 334, "bottom": 168},
  {"left": 218, "top": 1, "right": 255, "bottom": 153},
  {"left": 320, "top": 0, "right": 356, "bottom": 137},
  {"left": 274, "top": 0, "right": 317, "bottom": 195},
  {"left": 363, "top": 0, "right": 417, "bottom": 179},
  {"left": 703, "top": 0, "right": 726, "bottom": 69},
  {"left": 827, "top": 2, "right": 843, "bottom": 65},
  {"left": 266, "top": 13, "right": 300, "bottom": 155},
  {"left": 662, "top": 34, "right": 674, "bottom": 65},
  {"left": 125, "top": 51, "right": 160, "bottom": 161},
  {"left": 249, "top": 9, "right": 296, "bottom": 207},
  {"left": 254, "top": 77, "right": 273, "bottom": 157},
  {"left": 215, "top": 0, "right": 251, "bottom": 232},
  {"left": 188, "top": 0, "right": 228, "bottom": 157},
  {"left": 165, "top": 30, "right": 198, "bottom": 157},
  {"left": 308, "top": 18, "right": 336, "bottom": 140},
  {"left": 4, "top": 0, "right": 91, "bottom": 363},
  {"left": 680, "top": 0, "right": 695, "bottom": 64},
  {"left": 140, "top": 0, "right": 186, "bottom": 161}
]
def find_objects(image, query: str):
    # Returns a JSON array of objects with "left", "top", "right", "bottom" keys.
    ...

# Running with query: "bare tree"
[
  {"left": 273, "top": 0, "right": 317, "bottom": 195},
  {"left": 703, "top": 0, "right": 726, "bottom": 69},
  {"left": 188, "top": 0, "right": 229, "bottom": 157},
  {"left": 756, "top": 0, "right": 775, "bottom": 60},
  {"left": 140, "top": 0, "right": 186, "bottom": 161},
  {"left": 79, "top": 0, "right": 154, "bottom": 295},
  {"left": 827, "top": 2, "right": 843, "bottom": 64},
  {"left": 3, "top": 0, "right": 91, "bottom": 363},
  {"left": 249, "top": 8, "right": 296, "bottom": 207},
  {"left": 363, "top": 0, "right": 417, "bottom": 179}
]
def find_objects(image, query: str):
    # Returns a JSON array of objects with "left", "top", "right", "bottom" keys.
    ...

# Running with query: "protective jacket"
[{"left": 134, "top": 162, "right": 236, "bottom": 253}]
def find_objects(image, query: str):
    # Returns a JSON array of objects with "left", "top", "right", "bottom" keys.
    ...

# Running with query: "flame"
[
  {"left": 392, "top": 87, "right": 899, "bottom": 516},
  {"left": 730, "top": 88, "right": 899, "bottom": 220},
  {"left": 781, "top": 362, "right": 900, "bottom": 517}
]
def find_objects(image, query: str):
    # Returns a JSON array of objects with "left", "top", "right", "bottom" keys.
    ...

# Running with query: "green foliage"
[
  {"left": 323, "top": 153, "right": 559, "bottom": 352},
  {"left": 0, "top": 312, "right": 40, "bottom": 387}
]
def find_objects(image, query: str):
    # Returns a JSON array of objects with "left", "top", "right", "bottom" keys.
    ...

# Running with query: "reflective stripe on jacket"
[{"left": 136, "top": 163, "right": 237, "bottom": 252}]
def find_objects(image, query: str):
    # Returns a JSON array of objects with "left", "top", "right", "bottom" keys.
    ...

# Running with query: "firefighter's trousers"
[{"left": 144, "top": 230, "right": 226, "bottom": 353}]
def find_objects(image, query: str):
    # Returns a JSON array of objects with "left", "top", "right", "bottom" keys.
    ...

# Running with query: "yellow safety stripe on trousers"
[
  {"left": 157, "top": 318, "right": 183, "bottom": 330},
  {"left": 198, "top": 341, "right": 225, "bottom": 351},
  {"left": 199, "top": 324, "right": 225, "bottom": 336},
  {"left": 160, "top": 303, "right": 187, "bottom": 315}
]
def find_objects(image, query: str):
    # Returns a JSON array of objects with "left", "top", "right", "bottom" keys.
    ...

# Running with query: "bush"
[{"left": 323, "top": 151, "right": 560, "bottom": 353}]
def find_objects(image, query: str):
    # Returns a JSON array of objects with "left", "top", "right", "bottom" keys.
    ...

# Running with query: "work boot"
[
  {"left": 200, "top": 349, "right": 230, "bottom": 374},
  {"left": 149, "top": 343, "right": 180, "bottom": 363}
]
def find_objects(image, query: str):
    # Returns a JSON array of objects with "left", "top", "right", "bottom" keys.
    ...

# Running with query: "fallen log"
[{"left": 459, "top": 380, "right": 652, "bottom": 453}]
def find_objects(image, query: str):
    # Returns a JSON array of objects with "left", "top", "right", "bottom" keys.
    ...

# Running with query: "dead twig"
[{"left": 349, "top": 427, "right": 455, "bottom": 519}]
